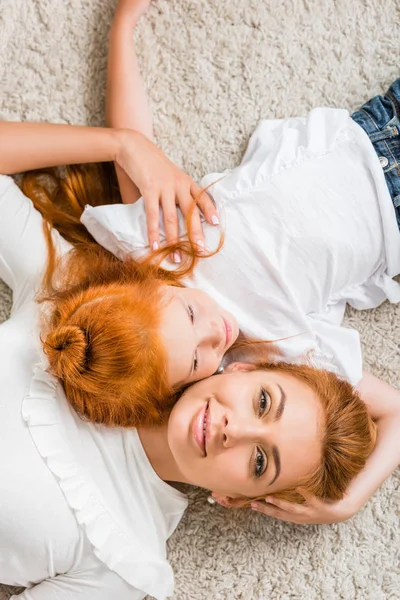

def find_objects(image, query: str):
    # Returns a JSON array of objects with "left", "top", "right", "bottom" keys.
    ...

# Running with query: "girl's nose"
[{"left": 202, "top": 319, "right": 224, "bottom": 350}]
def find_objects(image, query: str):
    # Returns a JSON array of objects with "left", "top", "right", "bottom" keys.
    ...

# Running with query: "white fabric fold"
[{"left": 22, "top": 360, "right": 181, "bottom": 600}]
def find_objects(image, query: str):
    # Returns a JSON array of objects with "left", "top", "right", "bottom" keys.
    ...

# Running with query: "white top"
[
  {"left": 82, "top": 108, "right": 400, "bottom": 385},
  {"left": 0, "top": 175, "right": 187, "bottom": 600}
]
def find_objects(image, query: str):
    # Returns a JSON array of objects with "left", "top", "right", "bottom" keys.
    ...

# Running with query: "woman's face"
[
  {"left": 167, "top": 364, "right": 323, "bottom": 500},
  {"left": 159, "top": 286, "right": 239, "bottom": 387}
]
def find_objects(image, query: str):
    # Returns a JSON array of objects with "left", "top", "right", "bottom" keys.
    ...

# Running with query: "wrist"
[
  {"left": 337, "top": 494, "right": 360, "bottom": 521},
  {"left": 112, "top": 7, "right": 141, "bottom": 32},
  {"left": 110, "top": 127, "right": 128, "bottom": 163}
]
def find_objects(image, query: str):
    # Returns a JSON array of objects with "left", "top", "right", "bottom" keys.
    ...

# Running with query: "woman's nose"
[{"left": 222, "top": 419, "right": 264, "bottom": 448}]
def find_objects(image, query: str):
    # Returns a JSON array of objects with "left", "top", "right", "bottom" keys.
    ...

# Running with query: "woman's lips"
[
  {"left": 223, "top": 317, "right": 232, "bottom": 348},
  {"left": 193, "top": 403, "right": 207, "bottom": 456}
]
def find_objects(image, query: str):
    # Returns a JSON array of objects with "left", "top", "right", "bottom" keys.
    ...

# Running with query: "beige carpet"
[{"left": 1, "top": 0, "right": 399, "bottom": 598}]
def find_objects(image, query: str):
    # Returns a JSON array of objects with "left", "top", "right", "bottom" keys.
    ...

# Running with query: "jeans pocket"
[{"left": 368, "top": 124, "right": 399, "bottom": 143}]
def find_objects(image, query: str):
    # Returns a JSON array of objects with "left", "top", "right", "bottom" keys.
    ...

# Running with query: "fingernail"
[
  {"left": 173, "top": 251, "right": 181, "bottom": 264},
  {"left": 152, "top": 241, "right": 159, "bottom": 251},
  {"left": 196, "top": 239, "right": 206, "bottom": 253},
  {"left": 211, "top": 215, "right": 220, "bottom": 225},
  {"left": 207, "top": 496, "right": 216, "bottom": 505}
]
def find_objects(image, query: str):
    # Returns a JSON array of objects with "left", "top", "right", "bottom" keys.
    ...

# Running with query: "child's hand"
[
  {"left": 115, "top": 0, "right": 153, "bottom": 26},
  {"left": 250, "top": 493, "right": 357, "bottom": 524},
  {"left": 115, "top": 129, "right": 219, "bottom": 251}
]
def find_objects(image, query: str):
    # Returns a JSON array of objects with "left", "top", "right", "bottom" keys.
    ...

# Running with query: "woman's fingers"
[
  {"left": 161, "top": 188, "right": 181, "bottom": 262},
  {"left": 263, "top": 497, "right": 301, "bottom": 513},
  {"left": 251, "top": 501, "right": 294, "bottom": 522},
  {"left": 176, "top": 186, "right": 205, "bottom": 250},
  {"left": 143, "top": 189, "right": 161, "bottom": 250},
  {"left": 250, "top": 500, "right": 304, "bottom": 524},
  {"left": 191, "top": 183, "right": 219, "bottom": 226}
]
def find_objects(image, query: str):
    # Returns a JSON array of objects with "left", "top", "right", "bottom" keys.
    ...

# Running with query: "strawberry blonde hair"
[
  {"left": 229, "top": 362, "right": 376, "bottom": 504},
  {"left": 22, "top": 163, "right": 221, "bottom": 427},
  {"left": 22, "top": 164, "right": 376, "bottom": 503}
]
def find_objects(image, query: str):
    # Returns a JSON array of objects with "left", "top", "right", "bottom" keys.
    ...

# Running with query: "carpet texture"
[{"left": 0, "top": 0, "right": 399, "bottom": 598}]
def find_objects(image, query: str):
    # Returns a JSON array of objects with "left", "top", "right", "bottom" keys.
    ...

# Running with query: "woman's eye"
[
  {"left": 258, "top": 388, "right": 271, "bottom": 416},
  {"left": 193, "top": 350, "right": 198, "bottom": 372},
  {"left": 188, "top": 304, "right": 194, "bottom": 323},
  {"left": 254, "top": 448, "right": 266, "bottom": 479}
]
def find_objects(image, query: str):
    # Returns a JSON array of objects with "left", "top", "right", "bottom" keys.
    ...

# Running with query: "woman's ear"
[{"left": 224, "top": 361, "right": 257, "bottom": 374}]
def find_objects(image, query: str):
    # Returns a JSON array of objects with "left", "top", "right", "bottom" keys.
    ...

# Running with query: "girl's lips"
[
  {"left": 223, "top": 317, "right": 232, "bottom": 348},
  {"left": 192, "top": 403, "right": 207, "bottom": 456}
]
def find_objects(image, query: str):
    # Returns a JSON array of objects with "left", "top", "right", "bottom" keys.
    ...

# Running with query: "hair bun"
[{"left": 44, "top": 325, "right": 88, "bottom": 384}]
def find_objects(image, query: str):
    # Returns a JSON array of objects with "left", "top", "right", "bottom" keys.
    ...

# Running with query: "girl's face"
[
  {"left": 159, "top": 286, "right": 239, "bottom": 387},
  {"left": 167, "top": 365, "right": 323, "bottom": 500}
]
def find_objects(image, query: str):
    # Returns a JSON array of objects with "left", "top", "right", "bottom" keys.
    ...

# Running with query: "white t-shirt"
[
  {"left": 0, "top": 175, "right": 187, "bottom": 600},
  {"left": 82, "top": 108, "right": 400, "bottom": 385}
]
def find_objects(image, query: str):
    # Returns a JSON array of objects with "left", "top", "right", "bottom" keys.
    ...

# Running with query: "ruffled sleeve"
[{"left": 22, "top": 359, "right": 177, "bottom": 600}]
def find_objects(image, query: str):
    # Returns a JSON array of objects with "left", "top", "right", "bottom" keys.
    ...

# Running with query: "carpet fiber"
[{"left": 0, "top": 1, "right": 399, "bottom": 598}]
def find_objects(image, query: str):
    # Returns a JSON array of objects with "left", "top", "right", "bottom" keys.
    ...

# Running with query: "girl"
[{"left": 0, "top": 138, "right": 374, "bottom": 599}]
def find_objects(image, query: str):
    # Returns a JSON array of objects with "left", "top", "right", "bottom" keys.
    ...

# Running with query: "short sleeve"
[
  {"left": 0, "top": 175, "right": 70, "bottom": 310},
  {"left": 11, "top": 552, "right": 145, "bottom": 600},
  {"left": 308, "top": 314, "right": 364, "bottom": 386}
]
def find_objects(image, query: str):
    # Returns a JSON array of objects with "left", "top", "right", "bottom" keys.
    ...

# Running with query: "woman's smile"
[{"left": 192, "top": 401, "right": 210, "bottom": 456}]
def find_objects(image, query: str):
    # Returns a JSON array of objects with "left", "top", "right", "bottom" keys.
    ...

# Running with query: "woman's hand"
[
  {"left": 115, "top": 129, "right": 219, "bottom": 252},
  {"left": 250, "top": 493, "right": 357, "bottom": 525}
]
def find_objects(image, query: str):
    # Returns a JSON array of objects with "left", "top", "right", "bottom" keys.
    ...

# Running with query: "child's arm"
[
  {"left": 249, "top": 372, "right": 400, "bottom": 524},
  {"left": 106, "top": 0, "right": 219, "bottom": 252},
  {"left": 106, "top": 0, "right": 153, "bottom": 208}
]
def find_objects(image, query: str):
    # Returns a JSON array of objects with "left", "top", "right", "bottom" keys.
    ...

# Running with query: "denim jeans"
[{"left": 351, "top": 78, "right": 400, "bottom": 230}]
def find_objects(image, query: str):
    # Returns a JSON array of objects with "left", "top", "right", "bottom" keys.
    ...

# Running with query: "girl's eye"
[
  {"left": 193, "top": 350, "right": 198, "bottom": 372},
  {"left": 188, "top": 304, "right": 194, "bottom": 323},
  {"left": 258, "top": 388, "right": 271, "bottom": 416},
  {"left": 254, "top": 448, "right": 266, "bottom": 479}
]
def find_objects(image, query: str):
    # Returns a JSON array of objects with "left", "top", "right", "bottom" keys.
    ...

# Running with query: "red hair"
[
  {"left": 22, "top": 164, "right": 223, "bottom": 427},
  {"left": 227, "top": 362, "right": 376, "bottom": 504}
]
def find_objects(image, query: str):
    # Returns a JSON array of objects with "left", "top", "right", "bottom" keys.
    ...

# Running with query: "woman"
[{"left": 0, "top": 154, "right": 374, "bottom": 599}]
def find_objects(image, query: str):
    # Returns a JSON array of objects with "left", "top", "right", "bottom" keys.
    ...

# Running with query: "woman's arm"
[
  {"left": 345, "top": 372, "right": 400, "bottom": 508},
  {"left": 106, "top": 0, "right": 218, "bottom": 253},
  {"left": 249, "top": 371, "right": 400, "bottom": 524},
  {"left": 0, "top": 121, "right": 119, "bottom": 174},
  {"left": 0, "top": 120, "right": 204, "bottom": 225}
]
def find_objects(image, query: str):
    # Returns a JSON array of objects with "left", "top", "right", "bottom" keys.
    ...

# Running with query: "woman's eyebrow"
[
  {"left": 267, "top": 385, "right": 285, "bottom": 485},
  {"left": 274, "top": 384, "right": 286, "bottom": 422},
  {"left": 268, "top": 446, "right": 281, "bottom": 486}
]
